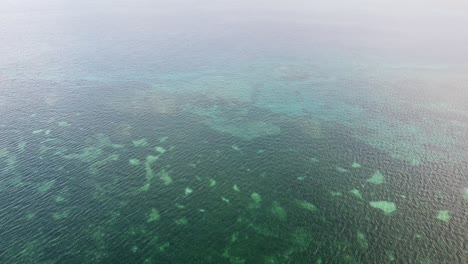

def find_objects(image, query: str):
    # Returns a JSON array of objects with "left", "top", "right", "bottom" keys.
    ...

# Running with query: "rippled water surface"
[{"left": 1, "top": 1, "right": 467, "bottom": 263}]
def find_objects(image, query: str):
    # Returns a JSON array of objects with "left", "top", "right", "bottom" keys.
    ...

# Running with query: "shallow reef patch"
[
  {"left": 369, "top": 201, "right": 397, "bottom": 215},
  {"left": 436, "top": 210, "right": 450, "bottom": 222},
  {"left": 271, "top": 201, "right": 287, "bottom": 221},
  {"left": 147, "top": 208, "right": 160, "bottom": 223},
  {"left": 356, "top": 231, "right": 369, "bottom": 250},
  {"left": 367, "top": 170, "right": 385, "bottom": 185},
  {"left": 350, "top": 189, "right": 364, "bottom": 200},
  {"left": 133, "top": 138, "right": 149, "bottom": 147},
  {"left": 295, "top": 200, "right": 318, "bottom": 212}
]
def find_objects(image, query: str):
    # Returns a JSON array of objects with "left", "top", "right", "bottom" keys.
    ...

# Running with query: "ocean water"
[{"left": 1, "top": 1, "right": 467, "bottom": 263}]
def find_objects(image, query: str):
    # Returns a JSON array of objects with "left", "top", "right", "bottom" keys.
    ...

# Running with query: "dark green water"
[{"left": 1, "top": 1, "right": 467, "bottom": 263}]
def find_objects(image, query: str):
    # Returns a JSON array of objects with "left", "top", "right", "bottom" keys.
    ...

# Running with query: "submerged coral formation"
[
  {"left": 0, "top": 148, "right": 17, "bottom": 173},
  {"left": 350, "top": 189, "right": 364, "bottom": 200},
  {"left": 62, "top": 134, "right": 124, "bottom": 175},
  {"left": 155, "top": 146, "right": 166, "bottom": 154},
  {"left": 57, "top": 121, "right": 70, "bottom": 127},
  {"left": 336, "top": 167, "right": 348, "bottom": 173},
  {"left": 330, "top": 191, "right": 343, "bottom": 197},
  {"left": 251, "top": 192, "right": 262, "bottom": 204},
  {"left": 145, "top": 155, "right": 159, "bottom": 179},
  {"left": 249, "top": 192, "right": 262, "bottom": 209},
  {"left": 175, "top": 217, "right": 188, "bottom": 225},
  {"left": 436, "top": 210, "right": 451, "bottom": 222},
  {"left": 367, "top": 170, "right": 385, "bottom": 185},
  {"left": 271, "top": 201, "right": 287, "bottom": 221},
  {"left": 369, "top": 201, "right": 397, "bottom": 215},
  {"left": 295, "top": 200, "right": 318, "bottom": 212},
  {"left": 356, "top": 231, "right": 369, "bottom": 250},
  {"left": 209, "top": 179, "right": 216, "bottom": 187},
  {"left": 147, "top": 208, "right": 161, "bottom": 223},
  {"left": 37, "top": 180, "right": 56, "bottom": 194},
  {"left": 184, "top": 187, "right": 193, "bottom": 196},
  {"left": 140, "top": 155, "right": 160, "bottom": 191},
  {"left": 132, "top": 138, "right": 149, "bottom": 147},
  {"left": 129, "top": 158, "right": 141, "bottom": 166},
  {"left": 159, "top": 169, "right": 173, "bottom": 186}
]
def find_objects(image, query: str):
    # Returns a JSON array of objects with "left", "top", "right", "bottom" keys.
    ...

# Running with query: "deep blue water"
[{"left": 1, "top": 1, "right": 467, "bottom": 263}]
